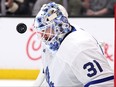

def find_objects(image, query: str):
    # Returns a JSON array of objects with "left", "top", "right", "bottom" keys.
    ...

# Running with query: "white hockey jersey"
[{"left": 42, "top": 26, "right": 114, "bottom": 87}]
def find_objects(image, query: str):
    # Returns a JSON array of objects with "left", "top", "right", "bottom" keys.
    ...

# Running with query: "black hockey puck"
[{"left": 16, "top": 23, "right": 27, "bottom": 34}]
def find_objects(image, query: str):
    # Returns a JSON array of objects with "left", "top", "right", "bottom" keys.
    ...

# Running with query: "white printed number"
[{"left": 83, "top": 60, "right": 103, "bottom": 77}]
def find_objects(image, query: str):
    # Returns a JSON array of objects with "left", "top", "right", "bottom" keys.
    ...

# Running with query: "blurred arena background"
[{"left": 0, "top": 0, "right": 115, "bottom": 86}]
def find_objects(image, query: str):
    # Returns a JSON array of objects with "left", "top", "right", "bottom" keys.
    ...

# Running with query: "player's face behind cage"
[{"left": 41, "top": 26, "right": 55, "bottom": 41}]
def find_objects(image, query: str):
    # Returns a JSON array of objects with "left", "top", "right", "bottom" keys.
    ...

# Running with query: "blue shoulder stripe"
[{"left": 84, "top": 75, "right": 114, "bottom": 87}]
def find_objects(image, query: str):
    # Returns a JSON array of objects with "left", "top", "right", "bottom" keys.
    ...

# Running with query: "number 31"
[{"left": 83, "top": 60, "right": 103, "bottom": 77}]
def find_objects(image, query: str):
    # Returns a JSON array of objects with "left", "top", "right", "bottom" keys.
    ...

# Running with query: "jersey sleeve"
[{"left": 70, "top": 48, "right": 114, "bottom": 85}]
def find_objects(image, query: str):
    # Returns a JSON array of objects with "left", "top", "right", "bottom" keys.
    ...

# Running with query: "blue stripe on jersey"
[
  {"left": 91, "top": 36, "right": 104, "bottom": 55},
  {"left": 84, "top": 75, "right": 114, "bottom": 87}
]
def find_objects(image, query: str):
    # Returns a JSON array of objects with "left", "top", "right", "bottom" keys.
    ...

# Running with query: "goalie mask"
[{"left": 34, "top": 2, "right": 71, "bottom": 51}]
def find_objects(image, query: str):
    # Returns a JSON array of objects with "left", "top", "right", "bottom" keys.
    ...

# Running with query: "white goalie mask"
[{"left": 34, "top": 2, "right": 71, "bottom": 51}]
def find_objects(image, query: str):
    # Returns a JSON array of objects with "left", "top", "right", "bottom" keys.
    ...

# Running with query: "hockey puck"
[{"left": 16, "top": 23, "right": 27, "bottom": 34}]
